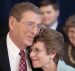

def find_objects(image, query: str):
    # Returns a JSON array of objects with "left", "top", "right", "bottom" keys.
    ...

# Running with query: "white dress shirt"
[
  {"left": 50, "top": 21, "right": 58, "bottom": 30},
  {"left": 6, "top": 33, "right": 32, "bottom": 71}
]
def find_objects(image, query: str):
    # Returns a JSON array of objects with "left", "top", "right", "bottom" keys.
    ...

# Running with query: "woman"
[
  {"left": 63, "top": 14, "right": 75, "bottom": 68},
  {"left": 30, "top": 28, "right": 64, "bottom": 71}
]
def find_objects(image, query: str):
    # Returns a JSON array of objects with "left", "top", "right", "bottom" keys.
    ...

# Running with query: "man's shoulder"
[
  {"left": 0, "top": 35, "right": 11, "bottom": 71},
  {"left": 0, "top": 35, "right": 7, "bottom": 54},
  {"left": 0, "top": 35, "right": 6, "bottom": 47}
]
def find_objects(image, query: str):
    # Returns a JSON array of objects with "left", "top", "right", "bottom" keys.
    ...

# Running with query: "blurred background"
[{"left": 0, "top": 0, "right": 75, "bottom": 36}]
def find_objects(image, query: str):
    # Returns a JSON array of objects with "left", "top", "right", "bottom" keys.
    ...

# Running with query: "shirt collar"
[
  {"left": 7, "top": 33, "right": 20, "bottom": 59},
  {"left": 50, "top": 21, "right": 58, "bottom": 30}
]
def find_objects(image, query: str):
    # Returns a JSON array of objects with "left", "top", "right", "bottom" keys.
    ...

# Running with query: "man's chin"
[{"left": 25, "top": 41, "right": 33, "bottom": 47}]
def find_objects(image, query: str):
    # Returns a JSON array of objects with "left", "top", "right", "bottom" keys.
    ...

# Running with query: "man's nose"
[
  {"left": 31, "top": 26, "right": 40, "bottom": 36},
  {"left": 30, "top": 50, "right": 35, "bottom": 58},
  {"left": 43, "top": 13, "right": 48, "bottom": 17}
]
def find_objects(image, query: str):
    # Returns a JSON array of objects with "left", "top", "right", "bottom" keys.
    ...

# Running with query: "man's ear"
[
  {"left": 9, "top": 16, "right": 16, "bottom": 30},
  {"left": 56, "top": 10, "right": 60, "bottom": 18}
]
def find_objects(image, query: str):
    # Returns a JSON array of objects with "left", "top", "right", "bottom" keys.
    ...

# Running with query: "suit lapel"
[{"left": 0, "top": 36, "right": 11, "bottom": 71}]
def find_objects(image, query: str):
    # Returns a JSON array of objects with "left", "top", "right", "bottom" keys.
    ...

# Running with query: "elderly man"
[{"left": 0, "top": 2, "right": 42, "bottom": 71}]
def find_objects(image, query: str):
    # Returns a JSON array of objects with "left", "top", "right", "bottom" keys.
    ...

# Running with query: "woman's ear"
[{"left": 49, "top": 50, "right": 56, "bottom": 59}]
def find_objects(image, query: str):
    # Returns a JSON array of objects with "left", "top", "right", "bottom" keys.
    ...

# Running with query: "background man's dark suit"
[{"left": 56, "top": 20, "right": 64, "bottom": 33}]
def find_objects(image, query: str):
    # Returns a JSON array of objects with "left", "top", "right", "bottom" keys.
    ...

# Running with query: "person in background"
[
  {"left": 30, "top": 28, "right": 75, "bottom": 71},
  {"left": 0, "top": 2, "right": 42, "bottom": 71},
  {"left": 39, "top": 0, "right": 61, "bottom": 31},
  {"left": 63, "top": 14, "right": 75, "bottom": 68}
]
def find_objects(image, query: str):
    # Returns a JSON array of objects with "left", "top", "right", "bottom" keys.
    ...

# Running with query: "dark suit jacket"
[
  {"left": 56, "top": 21, "right": 64, "bottom": 33},
  {"left": 0, "top": 36, "right": 11, "bottom": 71}
]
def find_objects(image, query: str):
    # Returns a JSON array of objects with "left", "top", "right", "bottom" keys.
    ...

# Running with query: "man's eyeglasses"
[{"left": 20, "top": 21, "right": 44, "bottom": 31}]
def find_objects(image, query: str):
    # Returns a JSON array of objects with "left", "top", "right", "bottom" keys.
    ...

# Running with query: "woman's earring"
[{"left": 49, "top": 56, "right": 52, "bottom": 60}]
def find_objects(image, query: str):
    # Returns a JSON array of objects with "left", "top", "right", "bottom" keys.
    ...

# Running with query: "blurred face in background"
[
  {"left": 68, "top": 27, "right": 75, "bottom": 47},
  {"left": 40, "top": 5, "right": 59, "bottom": 26}
]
